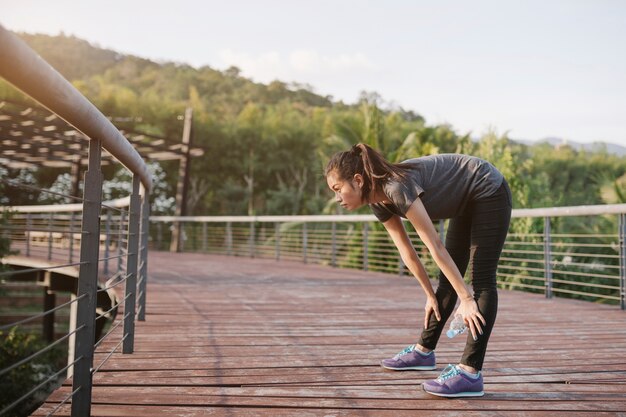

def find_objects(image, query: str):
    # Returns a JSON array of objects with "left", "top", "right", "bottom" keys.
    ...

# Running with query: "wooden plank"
[
  {"left": 39, "top": 387, "right": 626, "bottom": 411},
  {"left": 32, "top": 252, "right": 626, "bottom": 416},
  {"left": 32, "top": 403, "right": 625, "bottom": 417},
  {"left": 44, "top": 385, "right": 626, "bottom": 402}
]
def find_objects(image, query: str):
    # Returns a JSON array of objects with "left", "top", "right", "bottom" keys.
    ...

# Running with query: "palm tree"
[{"left": 598, "top": 173, "right": 626, "bottom": 204}]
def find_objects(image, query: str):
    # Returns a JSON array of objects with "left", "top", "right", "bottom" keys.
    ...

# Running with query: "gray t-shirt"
[{"left": 370, "top": 154, "right": 504, "bottom": 222}]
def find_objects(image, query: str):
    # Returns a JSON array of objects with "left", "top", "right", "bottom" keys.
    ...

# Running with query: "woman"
[{"left": 325, "top": 143, "right": 512, "bottom": 397}]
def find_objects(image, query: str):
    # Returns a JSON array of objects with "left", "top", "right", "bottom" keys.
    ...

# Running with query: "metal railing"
[
  {"left": 0, "top": 24, "right": 151, "bottom": 416},
  {"left": 151, "top": 204, "right": 626, "bottom": 310}
]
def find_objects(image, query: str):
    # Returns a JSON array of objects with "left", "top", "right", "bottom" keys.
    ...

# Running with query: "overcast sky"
[{"left": 3, "top": 0, "right": 626, "bottom": 146}]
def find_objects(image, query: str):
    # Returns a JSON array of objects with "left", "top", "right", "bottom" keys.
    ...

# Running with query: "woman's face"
[{"left": 326, "top": 170, "right": 365, "bottom": 211}]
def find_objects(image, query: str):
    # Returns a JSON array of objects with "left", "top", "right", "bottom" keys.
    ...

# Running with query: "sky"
[{"left": 2, "top": 0, "right": 626, "bottom": 147}]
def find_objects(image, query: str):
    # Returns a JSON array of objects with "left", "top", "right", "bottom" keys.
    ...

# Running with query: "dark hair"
[{"left": 325, "top": 143, "right": 409, "bottom": 201}]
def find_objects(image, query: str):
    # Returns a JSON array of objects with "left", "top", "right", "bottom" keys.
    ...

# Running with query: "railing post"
[
  {"left": 123, "top": 175, "right": 141, "bottom": 354},
  {"left": 226, "top": 222, "right": 233, "bottom": 255},
  {"left": 137, "top": 188, "right": 149, "bottom": 321},
  {"left": 302, "top": 223, "right": 308, "bottom": 264},
  {"left": 118, "top": 210, "right": 126, "bottom": 272},
  {"left": 202, "top": 222, "right": 207, "bottom": 252},
  {"left": 180, "top": 222, "right": 185, "bottom": 252},
  {"left": 544, "top": 216, "right": 553, "bottom": 299},
  {"left": 275, "top": 222, "right": 280, "bottom": 261},
  {"left": 25, "top": 213, "right": 31, "bottom": 257},
  {"left": 69, "top": 212, "right": 75, "bottom": 264},
  {"left": 619, "top": 213, "right": 626, "bottom": 310},
  {"left": 47, "top": 212, "right": 53, "bottom": 260},
  {"left": 71, "top": 138, "right": 103, "bottom": 417},
  {"left": 331, "top": 222, "right": 337, "bottom": 267},
  {"left": 249, "top": 221, "right": 255, "bottom": 258},
  {"left": 104, "top": 209, "right": 111, "bottom": 275},
  {"left": 363, "top": 223, "right": 369, "bottom": 271},
  {"left": 42, "top": 272, "right": 55, "bottom": 343},
  {"left": 156, "top": 221, "right": 162, "bottom": 250}
]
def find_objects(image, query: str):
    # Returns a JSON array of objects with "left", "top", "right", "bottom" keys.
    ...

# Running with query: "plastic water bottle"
[{"left": 446, "top": 314, "right": 468, "bottom": 338}]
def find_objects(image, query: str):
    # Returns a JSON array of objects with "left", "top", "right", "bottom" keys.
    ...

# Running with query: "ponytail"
[{"left": 325, "top": 143, "right": 408, "bottom": 201}]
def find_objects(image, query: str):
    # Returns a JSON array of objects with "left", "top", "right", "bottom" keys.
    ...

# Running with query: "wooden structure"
[
  {"left": 0, "top": 99, "right": 204, "bottom": 171},
  {"left": 0, "top": 98, "right": 202, "bottom": 210},
  {"left": 33, "top": 252, "right": 626, "bottom": 416},
  {"left": 0, "top": 24, "right": 154, "bottom": 415}
]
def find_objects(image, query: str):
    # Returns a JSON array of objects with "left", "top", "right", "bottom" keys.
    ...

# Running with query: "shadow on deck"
[{"left": 34, "top": 252, "right": 626, "bottom": 416}]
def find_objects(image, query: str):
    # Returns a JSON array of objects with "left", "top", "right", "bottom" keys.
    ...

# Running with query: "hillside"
[
  {"left": 17, "top": 32, "right": 335, "bottom": 112},
  {"left": 14, "top": 32, "right": 624, "bottom": 155},
  {"left": 1, "top": 31, "right": 625, "bottom": 217},
  {"left": 18, "top": 32, "right": 123, "bottom": 81}
]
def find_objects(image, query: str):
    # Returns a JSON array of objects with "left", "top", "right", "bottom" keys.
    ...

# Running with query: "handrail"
[
  {"left": 513, "top": 203, "right": 626, "bottom": 218},
  {"left": 2, "top": 196, "right": 131, "bottom": 213},
  {"left": 151, "top": 203, "right": 626, "bottom": 223},
  {"left": 152, "top": 214, "right": 377, "bottom": 223},
  {"left": 0, "top": 24, "right": 152, "bottom": 192},
  {"left": 1, "top": 24, "right": 152, "bottom": 416},
  {"left": 149, "top": 204, "right": 626, "bottom": 310}
]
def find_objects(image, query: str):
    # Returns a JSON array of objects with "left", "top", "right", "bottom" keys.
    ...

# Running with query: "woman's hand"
[
  {"left": 424, "top": 295, "right": 441, "bottom": 329},
  {"left": 455, "top": 297, "right": 486, "bottom": 340}
]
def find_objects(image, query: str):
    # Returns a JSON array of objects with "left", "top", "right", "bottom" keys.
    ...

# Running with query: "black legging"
[{"left": 418, "top": 179, "right": 512, "bottom": 371}]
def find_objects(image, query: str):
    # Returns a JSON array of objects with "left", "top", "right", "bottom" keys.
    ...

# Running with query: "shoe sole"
[
  {"left": 422, "top": 386, "right": 485, "bottom": 398},
  {"left": 381, "top": 363, "right": 436, "bottom": 371}
]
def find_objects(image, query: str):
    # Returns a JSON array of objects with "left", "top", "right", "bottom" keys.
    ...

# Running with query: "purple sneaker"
[
  {"left": 381, "top": 345, "right": 436, "bottom": 370},
  {"left": 423, "top": 364, "right": 484, "bottom": 397}
]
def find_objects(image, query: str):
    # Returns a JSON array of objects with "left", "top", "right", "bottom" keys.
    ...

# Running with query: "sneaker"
[
  {"left": 381, "top": 345, "right": 436, "bottom": 370},
  {"left": 422, "top": 364, "right": 484, "bottom": 397}
]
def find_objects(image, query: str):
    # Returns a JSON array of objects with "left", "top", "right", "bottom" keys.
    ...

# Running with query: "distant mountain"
[{"left": 512, "top": 137, "right": 626, "bottom": 157}]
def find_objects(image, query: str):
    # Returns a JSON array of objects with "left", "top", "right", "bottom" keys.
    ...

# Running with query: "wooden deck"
[{"left": 34, "top": 252, "right": 626, "bottom": 416}]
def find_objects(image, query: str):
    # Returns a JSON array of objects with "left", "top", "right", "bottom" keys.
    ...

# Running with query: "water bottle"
[{"left": 446, "top": 314, "right": 468, "bottom": 338}]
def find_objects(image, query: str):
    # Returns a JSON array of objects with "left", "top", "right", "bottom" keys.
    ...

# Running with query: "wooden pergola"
[
  {"left": 0, "top": 98, "right": 203, "bottom": 169},
  {"left": 0, "top": 98, "right": 203, "bottom": 251}
]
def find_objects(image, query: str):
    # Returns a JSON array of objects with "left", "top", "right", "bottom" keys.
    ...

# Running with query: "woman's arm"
[
  {"left": 382, "top": 215, "right": 441, "bottom": 328},
  {"left": 403, "top": 198, "right": 485, "bottom": 339}
]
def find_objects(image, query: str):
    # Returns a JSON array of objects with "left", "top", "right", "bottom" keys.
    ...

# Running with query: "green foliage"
[
  {"left": 0, "top": 327, "right": 66, "bottom": 417},
  {"left": 3, "top": 31, "right": 626, "bottom": 305},
  {"left": 0, "top": 207, "right": 19, "bottom": 272},
  {"left": 18, "top": 32, "right": 122, "bottom": 81},
  {"left": 8, "top": 31, "right": 625, "bottom": 219}
]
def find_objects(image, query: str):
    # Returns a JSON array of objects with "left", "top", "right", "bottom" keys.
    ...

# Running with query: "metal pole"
[
  {"left": 157, "top": 221, "right": 162, "bottom": 250},
  {"left": 331, "top": 222, "right": 337, "bottom": 267},
  {"left": 180, "top": 222, "right": 185, "bottom": 252},
  {"left": 170, "top": 107, "right": 193, "bottom": 253},
  {"left": 69, "top": 212, "right": 75, "bottom": 264},
  {"left": 275, "top": 222, "right": 280, "bottom": 261},
  {"left": 137, "top": 188, "right": 149, "bottom": 321},
  {"left": 363, "top": 223, "right": 369, "bottom": 271},
  {"left": 70, "top": 153, "right": 82, "bottom": 198},
  {"left": 47, "top": 212, "right": 53, "bottom": 260},
  {"left": 226, "top": 222, "right": 233, "bottom": 255},
  {"left": 619, "top": 213, "right": 625, "bottom": 310},
  {"left": 71, "top": 138, "right": 103, "bottom": 416},
  {"left": 249, "top": 221, "right": 255, "bottom": 258},
  {"left": 544, "top": 216, "right": 553, "bottom": 299},
  {"left": 202, "top": 222, "right": 207, "bottom": 252},
  {"left": 123, "top": 175, "right": 141, "bottom": 354},
  {"left": 42, "top": 275, "right": 55, "bottom": 343},
  {"left": 118, "top": 210, "right": 126, "bottom": 272},
  {"left": 25, "top": 214, "right": 30, "bottom": 257},
  {"left": 104, "top": 210, "right": 111, "bottom": 275},
  {"left": 302, "top": 223, "right": 308, "bottom": 264}
]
